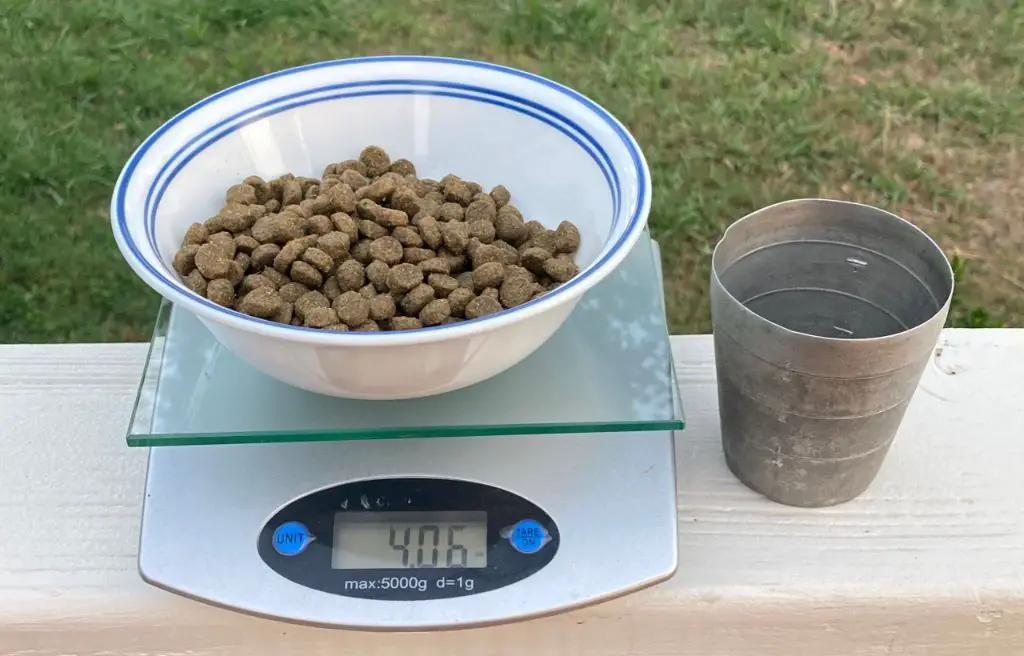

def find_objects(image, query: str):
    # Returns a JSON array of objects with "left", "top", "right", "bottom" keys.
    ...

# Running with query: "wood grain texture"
[{"left": 1, "top": 330, "right": 1023, "bottom": 655}]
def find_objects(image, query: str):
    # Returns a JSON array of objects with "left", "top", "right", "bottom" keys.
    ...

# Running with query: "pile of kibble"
[{"left": 172, "top": 146, "right": 582, "bottom": 331}]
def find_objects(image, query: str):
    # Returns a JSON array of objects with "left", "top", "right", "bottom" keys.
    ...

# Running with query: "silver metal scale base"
[{"left": 132, "top": 234, "right": 684, "bottom": 631}]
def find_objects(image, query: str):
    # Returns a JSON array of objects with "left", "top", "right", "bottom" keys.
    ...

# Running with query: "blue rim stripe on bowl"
[
  {"left": 140, "top": 79, "right": 624, "bottom": 238},
  {"left": 142, "top": 84, "right": 621, "bottom": 256},
  {"left": 113, "top": 56, "right": 649, "bottom": 337}
]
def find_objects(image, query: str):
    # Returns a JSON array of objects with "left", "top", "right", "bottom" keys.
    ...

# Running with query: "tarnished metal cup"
[{"left": 710, "top": 199, "right": 954, "bottom": 507}]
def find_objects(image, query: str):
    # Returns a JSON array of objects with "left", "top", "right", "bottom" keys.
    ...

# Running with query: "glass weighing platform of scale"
[{"left": 128, "top": 231, "right": 685, "bottom": 631}]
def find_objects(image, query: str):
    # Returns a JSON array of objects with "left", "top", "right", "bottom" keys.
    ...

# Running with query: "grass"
[{"left": 1, "top": 0, "right": 1022, "bottom": 343}]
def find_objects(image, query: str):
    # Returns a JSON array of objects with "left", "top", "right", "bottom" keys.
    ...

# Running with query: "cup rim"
[
  {"left": 710, "top": 198, "right": 955, "bottom": 344},
  {"left": 110, "top": 55, "right": 652, "bottom": 346}
]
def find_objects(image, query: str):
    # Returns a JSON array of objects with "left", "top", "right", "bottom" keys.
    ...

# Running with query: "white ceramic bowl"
[{"left": 111, "top": 56, "right": 651, "bottom": 400}]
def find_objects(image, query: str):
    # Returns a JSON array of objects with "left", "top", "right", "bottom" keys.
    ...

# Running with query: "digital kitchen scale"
[{"left": 129, "top": 233, "right": 685, "bottom": 631}]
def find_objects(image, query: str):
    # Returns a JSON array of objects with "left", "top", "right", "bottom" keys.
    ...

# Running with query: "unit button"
[
  {"left": 272, "top": 521, "right": 314, "bottom": 556},
  {"left": 506, "top": 519, "right": 549, "bottom": 555}
]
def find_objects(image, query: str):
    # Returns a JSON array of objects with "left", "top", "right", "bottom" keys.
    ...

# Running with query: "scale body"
[
  {"left": 139, "top": 431, "right": 677, "bottom": 630},
  {"left": 133, "top": 233, "right": 683, "bottom": 630}
]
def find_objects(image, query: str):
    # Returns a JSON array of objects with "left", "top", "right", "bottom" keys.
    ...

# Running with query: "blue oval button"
[
  {"left": 509, "top": 519, "right": 548, "bottom": 554},
  {"left": 273, "top": 521, "right": 313, "bottom": 556}
]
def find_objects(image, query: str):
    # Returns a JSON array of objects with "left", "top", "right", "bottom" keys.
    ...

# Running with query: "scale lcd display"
[{"left": 332, "top": 511, "right": 488, "bottom": 570}]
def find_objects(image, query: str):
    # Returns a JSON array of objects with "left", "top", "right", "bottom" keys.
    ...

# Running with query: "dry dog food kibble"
[{"left": 172, "top": 146, "right": 582, "bottom": 330}]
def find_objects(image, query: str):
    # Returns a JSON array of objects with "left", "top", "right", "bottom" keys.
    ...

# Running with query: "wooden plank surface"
[{"left": 1, "top": 330, "right": 1023, "bottom": 655}]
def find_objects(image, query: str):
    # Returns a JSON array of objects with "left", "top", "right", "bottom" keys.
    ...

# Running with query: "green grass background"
[{"left": 2, "top": 0, "right": 1022, "bottom": 343}]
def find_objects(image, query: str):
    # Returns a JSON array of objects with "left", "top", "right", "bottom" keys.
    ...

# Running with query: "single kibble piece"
[
  {"left": 521, "top": 247, "right": 552, "bottom": 276},
  {"left": 335, "top": 259, "right": 366, "bottom": 292},
  {"left": 226, "top": 260, "right": 245, "bottom": 287},
  {"left": 324, "top": 323, "right": 349, "bottom": 331},
  {"left": 251, "top": 243, "right": 280, "bottom": 270},
  {"left": 317, "top": 231, "right": 351, "bottom": 261},
  {"left": 262, "top": 267, "right": 290, "bottom": 288},
  {"left": 438, "top": 202, "right": 464, "bottom": 223},
  {"left": 350, "top": 239, "right": 374, "bottom": 264},
  {"left": 387, "top": 262, "right": 424, "bottom": 293},
  {"left": 499, "top": 277, "right": 535, "bottom": 308},
  {"left": 339, "top": 169, "right": 370, "bottom": 190},
  {"left": 400, "top": 283, "right": 435, "bottom": 316},
  {"left": 495, "top": 211, "right": 527, "bottom": 245},
  {"left": 376, "top": 207, "right": 409, "bottom": 229},
  {"left": 419, "top": 299, "right": 451, "bottom": 326},
  {"left": 325, "top": 183, "right": 357, "bottom": 214},
  {"left": 465, "top": 199, "right": 497, "bottom": 224},
  {"left": 368, "top": 236, "right": 403, "bottom": 266},
  {"left": 226, "top": 183, "right": 257, "bottom": 205},
  {"left": 414, "top": 178, "right": 439, "bottom": 196},
  {"left": 294, "top": 290, "right": 330, "bottom": 321},
  {"left": 470, "top": 243, "right": 506, "bottom": 269},
  {"left": 446, "top": 288, "right": 474, "bottom": 316},
  {"left": 390, "top": 187, "right": 421, "bottom": 217},
  {"left": 473, "top": 261, "right": 505, "bottom": 291},
  {"left": 333, "top": 291, "right": 371, "bottom": 327},
  {"left": 493, "top": 239, "right": 520, "bottom": 265},
  {"left": 355, "top": 321, "right": 381, "bottom": 332},
  {"left": 332, "top": 212, "right": 360, "bottom": 243},
  {"left": 393, "top": 225, "right": 423, "bottom": 248},
  {"left": 418, "top": 216, "right": 443, "bottom": 250},
  {"left": 481, "top": 287, "right": 500, "bottom": 301},
  {"left": 356, "top": 177, "right": 398, "bottom": 204},
  {"left": 464, "top": 294, "right": 502, "bottom": 319},
  {"left": 390, "top": 316, "right": 423, "bottom": 331},
  {"left": 251, "top": 214, "right": 303, "bottom": 245},
  {"left": 428, "top": 273, "right": 459, "bottom": 298},
  {"left": 359, "top": 145, "right": 392, "bottom": 177},
  {"left": 184, "top": 269, "right": 207, "bottom": 296},
  {"left": 443, "top": 178, "right": 473, "bottom": 206},
  {"left": 419, "top": 257, "right": 450, "bottom": 275},
  {"left": 324, "top": 159, "right": 367, "bottom": 177},
  {"left": 206, "top": 278, "right": 235, "bottom": 307},
  {"left": 456, "top": 271, "right": 475, "bottom": 290},
  {"left": 468, "top": 219, "right": 496, "bottom": 244},
  {"left": 489, "top": 185, "right": 511, "bottom": 208},
  {"left": 543, "top": 256, "right": 579, "bottom": 283},
  {"left": 281, "top": 179, "right": 303, "bottom": 206},
  {"left": 234, "top": 234, "right": 260, "bottom": 254},
  {"left": 291, "top": 260, "right": 323, "bottom": 288},
  {"left": 306, "top": 214, "right": 333, "bottom": 235},
  {"left": 173, "top": 244, "right": 200, "bottom": 275},
  {"left": 240, "top": 273, "right": 276, "bottom": 296},
  {"left": 440, "top": 221, "right": 470, "bottom": 255},
  {"left": 243, "top": 176, "right": 269, "bottom": 202},
  {"left": 194, "top": 243, "right": 232, "bottom": 279},
  {"left": 362, "top": 256, "right": 391, "bottom": 289},
  {"left": 441, "top": 248, "right": 468, "bottom": 273},
  {"left": 390, "top": 158, "right": 416, "bottom": 177},
  {"left": 208, "top": 231, "right": 237, "bottom": 259},
  {"left": 183, "top": 222, "right": 208, "bottom": 245},
  {"left": 238, "top": 288, "right": 283, "bottom": 319},
  {"left": 359, "top": 216, "right": 388, "bottom": 239},
  {"left": 207, "top": 205, "right": 255, "bottom": 234},
  {"left": 531, "top": 229, "right": 558, "bottom": 254},
  {"left": 369, "top": 294, "right": 397, "bottom": 322},
  {"left": 273, "top": 236, "right": 312, "bottom": 274},
  {"left": 279, "top": 281, "right": 310, "bottom": 303},
  {"left": 304, "top": 307, "right": 339, "bottom": 329},
  {"left": 417, "top": 196, "right": 442, "bottom": 217},
  {"left": 301, "top": 247, "right": 334, "bottom": 274},
  {"left": 403, "top": 247, "right": 436, "bottom": 265},
  {"left": 359, "top": 283, "right": 377, "bottom": 299},
  {"left": 554, "top": 220, "right": 581, "bottom": 253},
  {"left": 322, "top": 276, "right": 342, "bottom": 301},
  {"left": 472, "top": 192, "right": 497, "bottom": 211},
  {"left": 505, "top": 264, "right": 535, "bottom": 282}
]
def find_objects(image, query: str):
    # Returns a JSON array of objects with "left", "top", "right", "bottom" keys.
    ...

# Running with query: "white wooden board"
[{"left": 1, "top": 329, "right": 1023, "bottom": 655}]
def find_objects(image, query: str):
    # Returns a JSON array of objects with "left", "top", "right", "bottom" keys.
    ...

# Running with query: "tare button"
[
  {"left": 505, "top": 519, "right": 549, "bottom": 555},
  {"left": 272, "top": 521, "right": 314, "bottom": 556}
]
